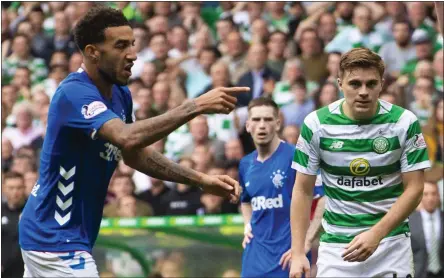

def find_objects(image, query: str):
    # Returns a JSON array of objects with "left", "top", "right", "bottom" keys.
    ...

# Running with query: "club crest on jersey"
[
  {"left": 372, "top": 136, "right": 389, "bottom": 154},
  {"left": 81, "top": 101, "right": 107, "bottom": 119},
  {"left": 270, "top": 169, "right": 287, "bottom": 188}
]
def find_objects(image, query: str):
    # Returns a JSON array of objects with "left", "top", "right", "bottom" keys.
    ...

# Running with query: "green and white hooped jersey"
[{"left": 292, "top": 99, "right": 431, "bottom": 244}]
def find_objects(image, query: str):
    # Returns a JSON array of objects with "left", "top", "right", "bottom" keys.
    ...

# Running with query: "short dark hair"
[
  {"left": 73, "top": 5, "right": 130, "bottom": 52},
  {"left": 248, "top": 97, "right": 279, "bottom": 117},
  {"left": 292, "top": 76, "right": 307, "bottom": 90},
  {"left": 339, "top": 48, "right": 385, "bottom": 79},
  {"left": 198, "top": 46, "right": 222, "bottom": 59},
  {"left": 3, "top": 171, "right": 24, "bottom": 183},
  {"left": 392, "top": 18, "right": 414, "bottom": 34}
]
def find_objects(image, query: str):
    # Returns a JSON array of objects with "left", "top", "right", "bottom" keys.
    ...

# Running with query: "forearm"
[
  {"left": 123, "top": 100, "right": 198, "bottom": 150},
  {"left": 122, "top": 147, "right": 204, "bottom": 187},
  {"left": 306, "top": 197, "right": 325, "bottom": 243},
  {"left": 370, "top": 182, "right": 423, "bottom": 240},
  {"left": 241, "top": 203, "right": 253, "bottom": 226},
  {"left": 290, "top": 185, "right": 313, "bottom": 256}
]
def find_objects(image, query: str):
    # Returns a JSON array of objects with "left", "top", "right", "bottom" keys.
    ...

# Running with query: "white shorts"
[
  {"left": 21, "top": 249, "right": 99, "bottom": 278},
  {"left": 316, "top": 236, "right": 414, "bottom": 278}
]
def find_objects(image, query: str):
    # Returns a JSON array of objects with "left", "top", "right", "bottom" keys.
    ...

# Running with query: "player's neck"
[
  {"left": 256, "top": 137, "right": 281, "bottom": 162},
  {"left": 82, "top": 63, "right": 114, "bottom": 99},
  {"left": 342, "top": 101, "right": 378, "bottom": 121}
]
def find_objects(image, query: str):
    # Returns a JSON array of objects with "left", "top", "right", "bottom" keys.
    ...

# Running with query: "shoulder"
[
  {"left": 240, "top": 151, "right": 257, "bottom": 169},
  {"left": 304, "top": 99, "right": 341, "bottom": 128},
  {"left": 56, "top": 72, "right": 98, "bottom": 101},
  {"left": 281, "top": 141, "right": 296, "bottom": 154}
]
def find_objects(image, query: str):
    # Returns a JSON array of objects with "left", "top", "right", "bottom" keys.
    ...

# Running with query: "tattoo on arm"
[{"left": 123, "top": 147, "right": 203, "bottom": 187}]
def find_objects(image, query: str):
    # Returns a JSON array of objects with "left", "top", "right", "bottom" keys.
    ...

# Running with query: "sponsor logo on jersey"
[
  {"left": 31, "top": 183, "right": 40, "bottom": 197},
  {"left": 372, "top": 136, "right": 390, "bottom": 154},
  {"left": 337, "top": 176, "right": 383, "bottom": 188},
  {"left": 349, "top": 158, "right": 371, "bottom": 176},
  {"left": 251, "top": 194, "right": 283, "bottom": 211},
  {"left": 81, "top": 101, "right": 107, "bottom": 119},
  {"left": 330, "top": 141, "right": 344, "bottom": 149},
  {"left": 270, "top": 169, "right": 287, "bottom": 188},
  {"left": 413, "top": 134, "right": 426, "bottom": 149}
]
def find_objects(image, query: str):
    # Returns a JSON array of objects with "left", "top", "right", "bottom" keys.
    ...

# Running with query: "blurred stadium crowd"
[{"left": 1, "top": 1, "right": 443, "bottom": 278}]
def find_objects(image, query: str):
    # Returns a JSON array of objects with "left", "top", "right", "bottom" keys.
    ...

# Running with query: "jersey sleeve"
[
  {"left": 400, "top": 111, "right": 431, "bottom": 172},
  {"left": 291, "top": 113, "right": 320, "bottom": 175},
  {"left": 59, "top": 85, "right": 120, "bottom": 140},
  {"left": 238, "top": 160, "right": 251, "bottom": 203}
]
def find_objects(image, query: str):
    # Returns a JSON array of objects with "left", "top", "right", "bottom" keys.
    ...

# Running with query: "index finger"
[{"left": 221, "top": 87, "right": 251, "bottom": 95}]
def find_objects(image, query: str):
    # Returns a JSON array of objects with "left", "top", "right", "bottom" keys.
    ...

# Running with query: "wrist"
[
  {"left": 369, "top": 226, "right": 386, "bottom": 241},
  {"left": 183, "top": 99, "right": 201, "bottom": 117}
]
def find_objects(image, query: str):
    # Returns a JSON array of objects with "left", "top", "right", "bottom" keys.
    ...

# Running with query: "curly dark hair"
[{"left": 73, "top": 5, "right": 130, "bottom": 52}]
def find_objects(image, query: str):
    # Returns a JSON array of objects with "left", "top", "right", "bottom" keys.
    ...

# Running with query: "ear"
[
  {"left": 275, "top": 113, "right": 282, "bottom": 132},
  {"left": 246, "top": 119, "right": 252, "bottom": 134},
  {"left": 337, "top": 77, "right": 342, "bottom": 90},
  {"left": 84, "top": 44, "right": 100, "bottom": 62}
]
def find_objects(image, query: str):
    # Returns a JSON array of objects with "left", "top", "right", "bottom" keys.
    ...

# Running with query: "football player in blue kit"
[
  {"left": 18, "top": 5, "right": 249, "bottom": 277},
  {"left": 239, "top": 97, "right": 324, "bottom": 277}
]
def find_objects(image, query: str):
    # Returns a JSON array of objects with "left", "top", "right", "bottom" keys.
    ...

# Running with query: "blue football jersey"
[
  {"left": 240, "top": 141, "right": 296, "bottom": 278},
  {"left": 19, "top": 69, "right": 134, "bottom": 253}
]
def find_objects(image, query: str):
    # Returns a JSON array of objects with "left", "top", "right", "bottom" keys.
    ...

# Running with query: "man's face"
[
  {"left": 24, "top": 171, "right": 38, "bottom": 197},
  {"left": 189, "top": 117, "right": 209, "bottom": 143},
  {"left": 247, "top": 44, "right": 267, "bottom": 70},
  {"left": 54, "top": 11, "right": 69, "bottom": 35},
  {"left": 133, "top": 27, "right": 147, "bottom": 52},
  {"left": 246, "top": 106, "right": 280, "bottom": 146},
  {"left": 386, "top": 2, "right": 404, "bottom": 18},
  {"left": 96, "top": 26, "right": 137, "bottom": 86},
  {"left": 413, "top": 77, "right": 433, "bottom": 104},
  {"left": 210, "top": 64, "right": 229, "bottom": 86},
  {"left": 1, "top": 85, "right": 18, "bottom": 108},
  {"left": 33, "top": 92, "right": 50, "bottom": 112},
  {"left": 13, "top": 68, "right": 31, "bottom": 88},
  {"left": 353, "top": 6, "right": 372, "bottom": 34},
  {"left": 141, "top": 62, "right": 157, "bottom": 86},
  {"left": 338, "top": 67, "right": 383, "bottom": 119},
  {"left": 267, "top": 33, "right": 286, "bottom": 57},
  {"left": 152, "top": 82, "right": 170, "bottom": 108},
  {"left": 198, "top": 51, "right": 217, "bottom": 72},
  {"left": 136, "top": 88, "right": 152, "bottom": 112},
  {"left": 226, "top": 33, "right": 244, "bottom": 57},
  {"left": 12, "top": 36, "right": 30, "bottom": 58},
  {"left": 300, "top": 30, "right": 319, "bottom": 56},
  {"left": 216, "top": 20, "right": 234, "bottom": 42},
  {"left": 337, "top": 2, "right": 354, "bottom": 21},
  {"left": 408, "top": 2, "right": 426, "bottom": 23},
  {"left": 422, "top": 182, "right": 440, "bottom": 213},
  {"left": 318, "top": 14, "right": 337, "bottom": 42},
  {"left": 225, "top": 139, "right": 244, "bottom": 160},
  {"left": 393, "top": 23, "right": 410, "bottom": 46},
  {"left": 112, "top": 177, "right": 133, "bottom": 199},
  {"left": 320, "top": 83, "right": 339, "bottom": 106},
  {"left": 327, "top": 54, "right": 341, "bottom": 77},
  {"left": 150, "top": 34, "right": 169, "bottom": 60},
  {"left": 16, "top": 110, "right": 33, "bottom": 130},
  {"left": 415, "top": 42, "right": 432, "bottom": 60},
  {"left": 4, "top": 177, "right": 26, "bottom": 207},
  {"left": 170, "top": 27, "right": 188, "bottom": 50},
  {"left": 251, "top": 19, "right": 269, "bottom": 39}
]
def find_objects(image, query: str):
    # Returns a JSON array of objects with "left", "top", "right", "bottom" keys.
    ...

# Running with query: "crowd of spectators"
[{"left": 1, "top": 2, "right": 443, "bottom": 277}]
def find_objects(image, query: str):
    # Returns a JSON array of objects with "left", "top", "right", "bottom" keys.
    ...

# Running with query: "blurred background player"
[
  {"left": 290, "top": 48, "right": 430, "bottom": 278},
  {"left": 18, "top": 6, "right": 247, "bottom": 277},
  {"left": 239, "top": 97, "right": 324, "bottom": 277}
]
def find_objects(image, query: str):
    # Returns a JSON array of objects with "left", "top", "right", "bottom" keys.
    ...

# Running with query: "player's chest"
[{"left": 244, "top": 163, "right": 292, "bottom": 198}]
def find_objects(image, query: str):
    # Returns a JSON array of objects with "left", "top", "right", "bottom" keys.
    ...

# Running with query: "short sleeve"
[
  {"left": 400, "top": 111, "right": 431, "bottom": 172},
  {"left": 291, "top": 116, "right": 320, "bottom": 175},
  {"left": 239, "top": 161, "right": 251, "bottom": 203},
  {"left": 313, "top": 171, "right": 325, "bottom": 199},
  {"left": 58, "top": 86, "right": 119, "bottom": 140}
]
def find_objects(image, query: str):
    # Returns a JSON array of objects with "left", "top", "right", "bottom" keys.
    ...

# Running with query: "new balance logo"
[
  {"left": 251, "top": 194, "right": 283, "bottom": 211},
  {"left": 55, "top": 166, "right": 75, "bottom": 226},
  {"left": 330, "top": 141, "right": 344, "bottom": 149}
]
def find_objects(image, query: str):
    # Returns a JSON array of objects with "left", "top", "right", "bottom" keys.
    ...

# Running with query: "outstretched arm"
[
  {"left": 122, "top": 147, "right": 240, "bottom": 202},
  {"left": 98, "top": 87, "right": 249, "bottom": 150}
]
